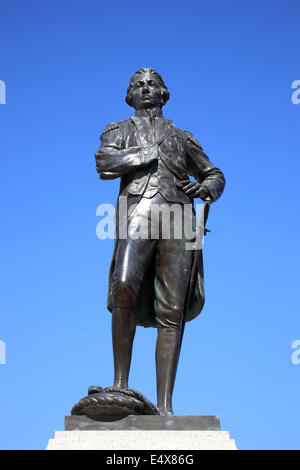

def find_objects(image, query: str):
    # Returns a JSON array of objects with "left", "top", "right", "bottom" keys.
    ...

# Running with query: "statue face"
[{"left": 131, "top": 72, "right": 163, "bottom": 110}]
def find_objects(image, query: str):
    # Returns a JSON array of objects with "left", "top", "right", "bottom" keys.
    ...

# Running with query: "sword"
[{"left": 179, "top": 197, "right": 211, "bottom": 350}]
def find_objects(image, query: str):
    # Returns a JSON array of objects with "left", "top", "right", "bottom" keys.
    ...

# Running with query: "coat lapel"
[
  {"left": 130, "top": 116, "right": 150, "bottom": 147},
  {"left": 130, "top": 116, "right": 173, "bottom": 146}
]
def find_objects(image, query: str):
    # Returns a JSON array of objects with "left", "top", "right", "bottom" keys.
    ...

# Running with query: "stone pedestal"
[{"left": 46, "top": 415, "right": 237, "bottom": 450}]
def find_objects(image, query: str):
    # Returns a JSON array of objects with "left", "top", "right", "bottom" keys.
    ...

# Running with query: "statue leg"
[
  {"left": 155, "top": 326, "right": 182, "bottom": 415},
  {"left": 155, "top": 235, "right": 193, "bottom": 415},
  {"left": 112, "top": 306, "right": 136, "bottom": 389},
  {"left": 112, "top": 231, "right": 156, "bottom": 389}
]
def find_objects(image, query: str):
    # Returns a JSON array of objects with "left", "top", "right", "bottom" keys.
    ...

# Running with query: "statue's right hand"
[{"left": 142, "top": 140, "right": 159, "bottom": 165}]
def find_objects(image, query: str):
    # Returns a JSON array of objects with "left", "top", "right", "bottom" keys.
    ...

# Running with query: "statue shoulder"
[
  {"left": 183, "top": 130, "right": 204, "bottom": 150},
  {"left": 165, "top": 121, "right": 185, "bottom": 138},
  {"left": 100, "top": 119, "right": 131, "bottom": 139},
  {"left": 168, "top": 122, "right": 190, "bottom": 140}
]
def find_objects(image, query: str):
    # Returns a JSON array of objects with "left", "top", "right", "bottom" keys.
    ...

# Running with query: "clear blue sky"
[{"left": 0, "top": 0, "right": 299, "bottom": 450}]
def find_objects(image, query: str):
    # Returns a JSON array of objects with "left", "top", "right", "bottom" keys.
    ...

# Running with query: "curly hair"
[{"left": 126, "top": 68, "right": 170, "bottom": 108}]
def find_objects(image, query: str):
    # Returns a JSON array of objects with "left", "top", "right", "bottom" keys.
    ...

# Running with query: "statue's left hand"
[{"left": 177, "top": 180, "right": 209, "bottom": 199}]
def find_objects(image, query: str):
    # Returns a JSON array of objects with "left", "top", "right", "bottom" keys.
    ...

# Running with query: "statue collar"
[
  {"left": 132, "top": 108, "right": 172, "bottom": 126},
  {"left": 134, "top": 108, "right": 163, "bottom": 118}
]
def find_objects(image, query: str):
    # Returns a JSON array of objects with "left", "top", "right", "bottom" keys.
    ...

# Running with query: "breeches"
[{"left": 112, "top": 194, "right": 195, "bottom": 328}]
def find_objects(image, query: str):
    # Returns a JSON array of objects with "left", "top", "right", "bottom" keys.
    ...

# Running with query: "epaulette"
[
  {"left": 118, "top": 118, "right": 131, "bottom": 125},
  {"left": 184, "top": 130, "right": 203, "bottom": 150},
  {"left": 100, "top": 119, "right": 131, "bottom": 139},
  {"left": 101, "top": 122, "right": 119, "bottom": 139}
]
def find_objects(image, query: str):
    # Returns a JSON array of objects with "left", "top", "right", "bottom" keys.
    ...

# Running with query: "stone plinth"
[
  {"left": 65, "top": 414, "right": 221, "bottom": 431},
  {"left": 46, "top": 415, "right": 237, "bottom": 450}
]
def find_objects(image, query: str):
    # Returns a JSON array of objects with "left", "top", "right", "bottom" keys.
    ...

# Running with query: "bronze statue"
[{"left": 71, "top": 68, "right": 225, "bottom": 420}]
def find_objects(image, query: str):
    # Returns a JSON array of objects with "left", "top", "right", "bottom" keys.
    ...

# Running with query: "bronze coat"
[{"left": 95, "top": 115, "right": 225, "bottom": 327}]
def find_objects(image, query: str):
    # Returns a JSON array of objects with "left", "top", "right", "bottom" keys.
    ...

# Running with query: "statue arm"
[
  {"left": 184, "top": 131, "right": 225, "bottom": 202},
  {"left": 95, "top": 124, "right": 154, "bottom": 179}
]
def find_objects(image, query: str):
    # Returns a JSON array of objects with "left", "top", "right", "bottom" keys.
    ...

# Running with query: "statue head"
[{"left": 126, "top": 68, "right": 170, "bottom": 110}]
